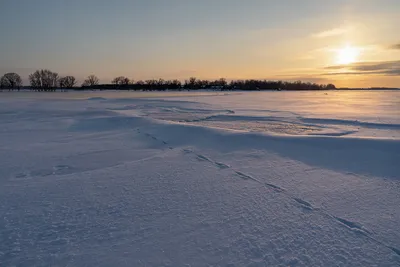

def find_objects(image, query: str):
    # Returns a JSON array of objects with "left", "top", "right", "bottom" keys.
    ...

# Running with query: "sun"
[{"left": 336, "top": 45, "right": 360, "bottom": 65}]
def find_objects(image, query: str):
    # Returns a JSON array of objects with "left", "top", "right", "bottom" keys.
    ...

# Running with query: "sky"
[{"left": 0, "top": 0, "right": 399, "bottom": 88}]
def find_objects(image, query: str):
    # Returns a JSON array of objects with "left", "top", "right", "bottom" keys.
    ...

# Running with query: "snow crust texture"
[{"left": 0, "top": 91, "right": 399, "bottom": 266}]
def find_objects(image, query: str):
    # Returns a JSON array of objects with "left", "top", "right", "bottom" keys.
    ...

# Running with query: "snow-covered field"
[{"left": 0, "top": 90, "right": 399, "bottom": 266}]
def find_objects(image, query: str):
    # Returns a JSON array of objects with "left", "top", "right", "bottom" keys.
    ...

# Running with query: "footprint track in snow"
[
  {"left": 184, "top": 149, "right": 282, "bottom": 188},
  {"left": 137, "top": 128, "right": 172, "bottom": 149},
  {"left": 194, "top": 153, "right": 232, "bottom": 170},
  {"left": 12, "top": 172, "right": 31, "bottom": 181},
  {"left": 11, "top": 164, "right": 74, "bottom": 181},
  {"left": 265, "top": 183, "right": 285, "bottom": 192},
  {"left": 196, "top": 154, "right": 213, "bottom": 163},
  {"left": 294, "top": 198, "right": 314, "bottom": 211},
  {"left": 179, "top": 147, "right": 400, "bottom": 257},
  {"left": 289, "top": 197, "right": 400, "bottom": 256},
  {"left": 214, "top": 161, "right": 231, "bottom": 169},
  {"left": 234, "top": 171, "right": 261, "bottom": 183},
  {"left": 333, "top": 216, "right": 370, "bottom": 234},
  {"left": 388, "top": 246, "right": 400, "bottom": 256}
]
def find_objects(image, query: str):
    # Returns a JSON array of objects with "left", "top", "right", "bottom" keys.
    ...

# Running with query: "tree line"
[{"left": 1, "top": 70, "right": 336, "bottom": 91}]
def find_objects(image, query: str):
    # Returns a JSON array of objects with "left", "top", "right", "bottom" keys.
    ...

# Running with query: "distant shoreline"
[{"left": 1, "top": 88, "right": 399, "bottom": 92}]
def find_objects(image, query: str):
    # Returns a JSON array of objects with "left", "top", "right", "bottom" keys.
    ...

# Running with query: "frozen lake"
[
  {"left": 2, "top": 90, "right": 399, "bottom": 138},
  {"left": 0, "top": 90, "right": 399, "bottom": 266}
]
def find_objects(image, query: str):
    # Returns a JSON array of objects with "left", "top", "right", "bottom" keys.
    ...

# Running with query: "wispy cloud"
[
  {"left": 389, "top": 43, "right": 400, "bottom": 50},
  {"left": 323, "top": 60, "right": 400, "bottom": 76},
  {"left": 312, "top": 26, "right": 351, "bottom": 38}
]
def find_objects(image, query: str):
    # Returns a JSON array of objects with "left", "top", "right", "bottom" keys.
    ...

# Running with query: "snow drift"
[{"left": 0, "top": 91, "right": 399, "bottom": 266}]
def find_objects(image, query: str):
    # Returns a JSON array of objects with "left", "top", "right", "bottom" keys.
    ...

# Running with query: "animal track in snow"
[
  {"left": 139, "top": 130, "right": 170, "bottom": 148},
  {"left": 189, "top": 151, "right": 232, "bottom": 170},
  {"left": 333, "top": 216, "right": 370, "bottom": 234},
  {"left": 234, "top": 171, "right": 260, "bottom": 183},
  {"left": 388, "top": 246, "right": 400, "bottom": 256},
  {"left": 11, "top": 164, "right": 74, "bottom": 180},
  {"left": 53, "top": 164, "right": 71, "bottom": 172},
  {"left": 197, "top": 155, "right": 231, "bottom": 169},
  {"left": 234, "top": 171, "right": 252, "bottom": 180},
  {"left": 179, "top": 147, "right": 400, "bottom": 257},
  {"left": 214, "top": 161, "right": 231, "bottom": 169},
  {"left": 265, "top": 183, "right": 285, "bottom": 192},
  {"left": 294, "top": 198, "right": 313, "bottom": 210},
  {"left": 12, "top": 172, "right": 31, "bottom": 180},
  {"left": 196, "top": 154, "right": 213, "bottom": 163}
]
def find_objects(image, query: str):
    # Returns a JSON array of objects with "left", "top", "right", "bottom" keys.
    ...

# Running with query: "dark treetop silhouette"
[{"left": 1, "top": 70, "right": 337, "bottom": 92}]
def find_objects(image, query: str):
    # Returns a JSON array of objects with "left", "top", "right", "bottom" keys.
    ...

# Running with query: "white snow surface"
[{"left": 0, "top": 90, "right": 399, "bottom": 266}]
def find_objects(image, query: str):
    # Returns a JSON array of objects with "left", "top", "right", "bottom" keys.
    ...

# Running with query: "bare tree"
[
  {"left": 29, "top": 69, "right": 59, "bottom": 91},
  {"left": 59, "top": 76, "right": 76, "bottom": 89},
  {"left": 111, "top": 76, "right": 130, "bottom": 86},
  {"left": 185, "top": 77, "right": 198, "bottom": 89},
  {"left": 169, "top": 79, "right": 182, "bottom": 90},
  {"left": 326, "top": 83, "right": 336, "bottom": 89},
  {"left": 82, "top": 75, "right": 99, "bottom": 87},
  {"left": 144, "top": 79, "right": 158, "bottom": 90},
  {"left": 0, "top": 73, "right": 22, "bottom": 90},
  {"left": 217, "top": 78, "right": 227, "bottom": 87}
]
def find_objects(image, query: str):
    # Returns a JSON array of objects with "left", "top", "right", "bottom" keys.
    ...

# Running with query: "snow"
[{"left": 0, "top": 90, "right": 399, "bottom": 266}]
